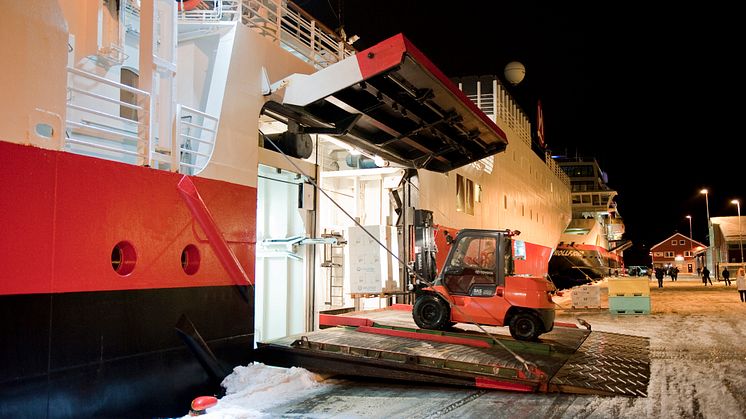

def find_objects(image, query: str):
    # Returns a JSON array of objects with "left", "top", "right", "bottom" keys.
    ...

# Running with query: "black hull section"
[
  {"left": 0, "top": 286, "right": 254, "bottom": 418},
  {"left": 549, "top": 251, "right": 621, "bottom": 290}
]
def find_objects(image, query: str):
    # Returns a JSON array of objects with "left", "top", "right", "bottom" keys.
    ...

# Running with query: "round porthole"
[
  {"left": 35, "top": 123, "right": 54, "bottom": 138},
  {"left": 111, "top": 241, "right": 136, "bottom": 276},
  {"left": 181, "top": 244, "right": 200, "bottom": 275}
]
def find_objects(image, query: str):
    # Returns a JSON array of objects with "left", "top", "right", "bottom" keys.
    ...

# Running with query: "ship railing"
[
  {"left": 65, "top": 67, "right": 152, "bottom": 166},
  {"left": 174, "top": 105, "right": 218, "bottom": 175},
  {"left": 465, "top": 92, "right": 531, "bottom": 147},
  {"left": 241, "top": 0, "right": 355, "bottom": 69},
  {"left": 545, "top": 151, "right": 571, "bottom": 187},
  {"left": 459, "top": 77, "right": 571, "bottom": 189}
]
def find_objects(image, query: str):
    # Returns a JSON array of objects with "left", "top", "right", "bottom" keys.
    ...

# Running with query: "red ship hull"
[{"left": 0, "top": 141, "right": 257, "bottom": 417}]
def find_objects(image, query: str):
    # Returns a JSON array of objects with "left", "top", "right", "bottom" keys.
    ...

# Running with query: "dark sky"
[{"left": 295, "top": 1, "right": 744, "bottom": 264}]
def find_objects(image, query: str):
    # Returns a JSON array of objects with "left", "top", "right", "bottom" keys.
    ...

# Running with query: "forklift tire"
[
  {"left": 413, "top": 294, "right": 451, "bottom": 330},
  {"left": 508, "top": 312, "right": 543, "bottom": 341}
]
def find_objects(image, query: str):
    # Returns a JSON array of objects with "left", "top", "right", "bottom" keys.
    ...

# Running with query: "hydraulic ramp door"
[{"left": 268, "top": 33, "right": 509, "bottom": 172}]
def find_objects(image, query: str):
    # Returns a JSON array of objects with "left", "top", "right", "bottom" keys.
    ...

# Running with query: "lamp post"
[
  {"left": 686, "top": 215, "right": 693, "bottom": 273},
  {"left": 731, "top": 199, "right": 744, "bottom": 265},
  {"left": 701, "top": 189, "right": 712, "bottom": 271},
  {"left": 686, "top": 215, "right": 693, "bottom": 240}
]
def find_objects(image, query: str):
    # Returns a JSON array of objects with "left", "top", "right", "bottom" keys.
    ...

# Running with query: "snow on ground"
[
  {"left": 548, "top": 274, "right": 746, "bottom": 418},
  {"left": 184, "top": 363, "right": 330, "bottom": 418},
  {"left": 190, "top": 274, "right": 746, "bottom": 418}
]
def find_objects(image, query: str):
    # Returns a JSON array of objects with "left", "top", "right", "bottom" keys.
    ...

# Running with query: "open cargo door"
[{"left": 267, "top": 34, "right": 508, "bottom": 173}]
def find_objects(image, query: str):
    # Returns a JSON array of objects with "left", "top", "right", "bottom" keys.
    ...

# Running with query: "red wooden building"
[{"left": 651, "top": 233, "right": 707, "bottom": 274}]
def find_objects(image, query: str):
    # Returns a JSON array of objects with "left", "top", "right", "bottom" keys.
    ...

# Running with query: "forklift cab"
[
  {"left": 413, "top": 228, "right": 555, "bottom": 341},
  {"left": 441, "top": 231, "right": 513, "bottom": 297}
]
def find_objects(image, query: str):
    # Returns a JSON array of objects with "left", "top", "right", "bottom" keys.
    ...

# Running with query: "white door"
[{"left": 255, "top": 165, "right": 312, "bottom": 342}]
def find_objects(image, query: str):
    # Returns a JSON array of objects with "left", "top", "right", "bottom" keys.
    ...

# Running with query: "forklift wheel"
[
  {"left": 508, "top": 312, "right": 542, "bottom": 341},
  {"left": 413, "top": 294, "right": 450, "bottom": 330}
]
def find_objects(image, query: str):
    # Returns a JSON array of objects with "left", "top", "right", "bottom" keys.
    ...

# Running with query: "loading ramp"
[
  {"left": 255, "top": 305, "right": 650, "bottom": 397},
  {"left": 269, "top": 33, "right": 508, "bottom": 173}
]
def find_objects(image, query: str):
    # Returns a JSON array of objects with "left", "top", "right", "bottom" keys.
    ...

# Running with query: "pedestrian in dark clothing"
[
  {"left": 702, "top": 266, "right": 712, "bottom": 285},
  {"left": 655, "top": 268, "right": 664, "bottom": 288},
  {"left": 697, "top": 267, "right": 701, "bottom": 277},
  {"left": 672, "top": 267, "right": 679, "bottom": 281},
  {"left": 722, "top": 267, "right": 731, "bottom": 286}
]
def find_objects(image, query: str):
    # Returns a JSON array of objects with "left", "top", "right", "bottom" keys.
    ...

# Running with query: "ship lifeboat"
[{"left": 176, "top": 0, "right": 203, "bottom": 12}]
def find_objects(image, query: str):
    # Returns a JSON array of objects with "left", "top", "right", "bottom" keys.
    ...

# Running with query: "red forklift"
[{"left": 410, "top": 211, "right": 556, "bottom": 340}]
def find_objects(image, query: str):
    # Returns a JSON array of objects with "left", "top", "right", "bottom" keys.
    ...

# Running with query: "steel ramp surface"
[{"left": 255, "top": 306, "right": 650, "bottom": 397}]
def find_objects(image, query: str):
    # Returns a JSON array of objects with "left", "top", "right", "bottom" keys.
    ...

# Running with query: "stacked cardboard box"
[
  {"left": 570, "top": 285, "right": 601, "bottom": 308},
  {"left": 607, "top": 278, "right": 651, "bottom": 314}
]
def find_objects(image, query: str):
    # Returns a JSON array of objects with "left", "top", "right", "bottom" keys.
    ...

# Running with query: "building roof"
[
  {"left": 651, "top": 232, "right": 707, "bottom": 250},
  {"left": 710, "top": 216, "right": 746, "bottom": 242}
]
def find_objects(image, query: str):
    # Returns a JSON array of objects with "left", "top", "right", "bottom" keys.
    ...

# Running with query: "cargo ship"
[
  {"left": 548, "top": 157, "right": 631, "bottom": 288},
  {"left": 1, "top": 1, "right": 571, "bottom": 416}
]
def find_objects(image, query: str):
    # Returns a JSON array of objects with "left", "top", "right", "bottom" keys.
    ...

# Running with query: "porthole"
[
  {"left": 35, "top": 123, "right": 54, "bottom": 138},
  {"left": 181, "top": 244, "right": 200, "bottom": 275},
  {"left": 111, "top": 241, "right": 136, "bottom": 276}
]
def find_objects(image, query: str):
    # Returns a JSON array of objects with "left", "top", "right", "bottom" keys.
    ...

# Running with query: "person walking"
[
  {"left": 722, "top": 266, "right": 731, "bottom": 286},
  {"left": 672, "top": 266, "right": 679, "bottom": 281},
  {"left": 702, "top": 266, "right": 712, "bottom": 286},
  {"left": 737, "top": 267, "right": 746, "bottom": 302},
  {"left": 655, "top": 267, "right": 664, "bottom": 288}
]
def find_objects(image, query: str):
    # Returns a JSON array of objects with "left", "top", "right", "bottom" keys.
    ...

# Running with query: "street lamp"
[
  {"left": 700, "top": 189, "right": 711, "bottom": 228},
  {"left": 701, "top": 189, "right": 712, "bottom": 271},
  {"left": 731, "top": 199, "right": 744, "bottom": 265},
  {"left": 686, "top": 215, "right": 693, "bottom": 239},
  {"left": 686, "top": 215, "right": 693, "bottom": 273}
]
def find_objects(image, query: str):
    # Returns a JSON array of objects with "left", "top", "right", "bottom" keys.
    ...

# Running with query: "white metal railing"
[
  {"left": 65, "top": 67, "right": 152, "bottom": 166},
  {"left": 466, "top": 91, "right": 531, "bottom": 147},
  {"left": 545, "top": 151, "right": 571, "bottom": 188},
  {"left": 459, "top": 77, "right": 570, "bottom": 188},
  {"left": 241, "top": 0, "right": 355, "bottom": 69},
  {"left": 175, "top": 105, "right": 218, "bottom": 175}
]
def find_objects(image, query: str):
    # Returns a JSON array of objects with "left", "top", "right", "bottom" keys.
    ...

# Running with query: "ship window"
[
  {"left": 456, "top": 174, "right": 474, "bottom": 215},
  {"left": 581, "top": 195, "right": 591, "bottom": 204},
  {"left": 181, "top": 244, "right": 201, "bottom": 275},
  {"left": 592, "top": 194, "right": 600, "bottom": 206},
  {"left": 35, "top": 123, "right": 54, "bottom": 138},
  {"left": 111, "top": 241, "right": 136, "bottom": 276}
]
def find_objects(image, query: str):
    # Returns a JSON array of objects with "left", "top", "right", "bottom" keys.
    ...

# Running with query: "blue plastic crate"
[{"left": 609, "top": 296, "right": 651, "bottom": 314}]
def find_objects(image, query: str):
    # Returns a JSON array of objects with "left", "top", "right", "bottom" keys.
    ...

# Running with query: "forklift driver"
[{"left": 462, "top": 238, "right": 497, "bottom": 270}]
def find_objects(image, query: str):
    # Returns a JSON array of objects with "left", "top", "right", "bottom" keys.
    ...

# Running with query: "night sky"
[{"left": 295, "top": 1, "right": 744, "bottom": 265}]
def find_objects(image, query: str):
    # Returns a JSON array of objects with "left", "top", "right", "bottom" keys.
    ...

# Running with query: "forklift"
[{"left": 410, "top": 210, "right": 556, "bottom": 340}]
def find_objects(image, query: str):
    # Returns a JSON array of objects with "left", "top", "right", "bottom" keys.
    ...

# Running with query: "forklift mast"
[{"left": 412, "top": 209, "right": 437, "bottom": 283}]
